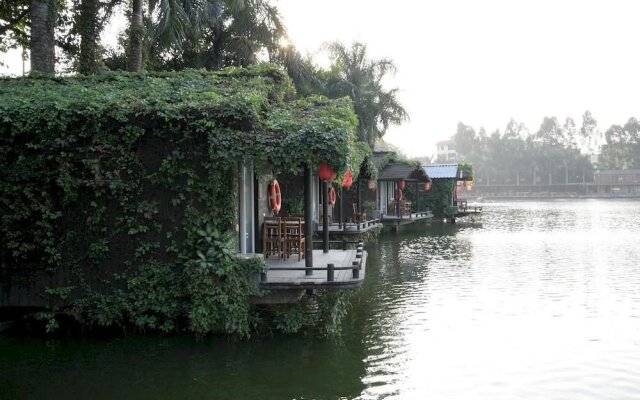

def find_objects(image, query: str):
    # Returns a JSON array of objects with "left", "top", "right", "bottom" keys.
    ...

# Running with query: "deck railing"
[
  {"left": 315, "top": 218, "right": 381, "bottom": 232},
  {"left": 261, "top": 241, "right": 365, "bottom": 282}
]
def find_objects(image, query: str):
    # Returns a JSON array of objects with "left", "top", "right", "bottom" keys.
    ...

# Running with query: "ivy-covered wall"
[
  {"left": 415, "top": 179, "right": 457, "bottom": 217},
  {"left": 0, "top": 65, "right": 363, "bottom": 336}
]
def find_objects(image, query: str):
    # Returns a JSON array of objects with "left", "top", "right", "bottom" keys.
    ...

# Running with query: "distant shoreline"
[{"left": 461, "top": 195, "right": 640, "bottom": 201}]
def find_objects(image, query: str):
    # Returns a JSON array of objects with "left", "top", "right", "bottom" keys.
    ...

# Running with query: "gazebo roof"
[{"left": 378, "top": 162, "right": 430, "bottom": 182}]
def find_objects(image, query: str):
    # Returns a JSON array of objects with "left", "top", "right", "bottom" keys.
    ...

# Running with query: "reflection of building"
[
  {"left": 436, "top": 139, "right": 458, "bottom": 162},
  {"left": 594, "top": 169, "right": 640, "bottom": 194}
]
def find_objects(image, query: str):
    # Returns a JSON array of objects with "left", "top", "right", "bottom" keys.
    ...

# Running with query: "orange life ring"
[
  {"left": 269, "top": 180, "right": 282, "bottom": 214},
  {"left": 328, "top": 186, "right": 337, "bottom": 206},
  {"left": 395, "top": 188, "right": 403, "bottom": 201}
]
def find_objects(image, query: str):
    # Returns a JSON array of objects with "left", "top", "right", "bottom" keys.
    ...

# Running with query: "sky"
[{"left": 2, "top": 0, "right": 640, "bottom": 157}]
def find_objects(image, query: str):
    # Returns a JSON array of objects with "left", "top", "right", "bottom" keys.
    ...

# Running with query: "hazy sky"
[
  {"left": 2, "top": 0, "right": 640, "bottom": 157},
  {"left": 277, "top": 0, "right": 640, "bottom": 157}
]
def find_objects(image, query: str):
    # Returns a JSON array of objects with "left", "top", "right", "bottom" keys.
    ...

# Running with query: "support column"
[
  {"left": 322, "top": 181, "right": 329, "bottom": 253},
  {"left": 304, "top": 166, "right": 313, "bottom": 274},
  {"left": 357, "top": 178, "right": 362, "bottom": 218},
  {"left": 340, "top": 187, "right": 344, "bottom": 231}
]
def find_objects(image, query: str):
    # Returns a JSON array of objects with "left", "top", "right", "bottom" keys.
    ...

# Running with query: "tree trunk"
[
  {"left": 30, "top": 0, "right": 55, "bottom": 74},
  {"left": 128, "top": 0, "right": 143, "bottom": 72},
  {"left": 78, "top": 0, "right": 101, "bottom": 74}
]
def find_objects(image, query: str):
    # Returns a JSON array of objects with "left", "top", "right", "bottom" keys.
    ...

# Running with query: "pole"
[
  {"left": 340, "top": 187, "right": 344, "bottom": 231},
  {"left": 322, "top": 181, "right": 329, "bottom": 253},
  {"left": 304, "top": 166, "right": 313, "bottom": 274}
]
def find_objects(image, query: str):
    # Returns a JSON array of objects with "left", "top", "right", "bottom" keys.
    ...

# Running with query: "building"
[
  {"left": 436, "top": 139, "right": 458, "bottom": 162},
  {"left": 594, "top": 169, "right": 640, "bottom": 195}
]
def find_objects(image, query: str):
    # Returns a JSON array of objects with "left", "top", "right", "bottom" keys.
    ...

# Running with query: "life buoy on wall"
[
  {"left": 269, "top": 180, "right": 282, "bottom": 214},
  {"left": 395, "top": 188, "right": 403, "bottom": 201},
  {"left": 328, "top": 186, "right": 337, "bottom": 206}
]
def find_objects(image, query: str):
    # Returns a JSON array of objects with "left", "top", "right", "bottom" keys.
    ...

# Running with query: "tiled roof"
[{"left": 378, "top": 162, "right": 430, "bottom": 182}]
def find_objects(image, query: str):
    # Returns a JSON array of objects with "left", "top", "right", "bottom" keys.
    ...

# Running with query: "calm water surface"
[{"left": 2, "top": 200, "right": 640, "bottom": 399}]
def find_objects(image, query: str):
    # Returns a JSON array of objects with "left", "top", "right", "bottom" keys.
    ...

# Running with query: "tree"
[
  {"left": 563, "top": 117, "right": 577, "bottom": 149},
  {"left": 30, "top": 0, "right": 56, "bottom": 73},
  {"left": 77, "top": 0, "right": 102, "bottom": 74},
  {"left": 454, "top": 122, "right": 477, "bottom": 158},
  {"left": 128, "top": 0, "right": 143, "bottom": 71},
  {"left": 536, "top": 116, "right": 564, "bottom": 146},
  {"left": 0, "top": 0, "right": 30, "bottom": 57},
  {"left": 323, "top": 41, "right": 408, "bottom": 146},
  {"left": 114, "top": 0, "right": 288, "bottom": 72},
  {"left": 579, "top": 110, "right": 600, "bottom": 155},
  {"left": 600, "top": 118, "right": 640, "bottom": 169}
]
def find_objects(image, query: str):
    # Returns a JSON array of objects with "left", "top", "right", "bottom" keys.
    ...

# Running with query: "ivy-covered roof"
[{"left": 0, "top": 64, "right": 364, "bottom": 175}]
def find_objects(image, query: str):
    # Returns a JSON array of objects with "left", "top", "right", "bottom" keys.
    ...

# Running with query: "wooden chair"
[
  {"left": 403, "top": 201, "right": 412, "bottom": 216},
  {"left": 282, "top": 218, "right": 305, "bottom": 261},
  {"left": 263, "top": 218, "right": 283, "bottom": 259},
  {"left": 352, "top": 203, "right": 366, "bottom": 222}
]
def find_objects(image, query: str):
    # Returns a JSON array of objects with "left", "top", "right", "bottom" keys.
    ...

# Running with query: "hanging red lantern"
[
  {"left": 424, "top": 182, "right": 432, "bottom": 192},
  {"left": 341, "top": 170, "right": 353, "bottom": 189},
  {"left": 399, "top": 179, "right": 406, "bottom": 190},
  {"left": 367, "top": 179, "right": 376, "bottom": 190},
  {"left": 319, "top": 161, "right": 336, "bottom": 182}
]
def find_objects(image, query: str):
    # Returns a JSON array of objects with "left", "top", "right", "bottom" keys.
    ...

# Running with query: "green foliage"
[
  {"left": 183, "top": 223, "right": 265, "bottom": 337},
  {"left": 418, "top": 179, "right": 456, "bottom": 217},
  {"left": 0, "top": 65, "right": 355, "bottom": 336},
  {"left": 459, "top": 163, "right": 474, "bottom": 180},
  {"left": 270, "top": 290, "right": 353, "bottom": 336},
  {"left": 600, "top": 118, "right": 640, "bottom": 169},
  {"left": 322, "top": 42, "right": 408, "bottom": 147}
]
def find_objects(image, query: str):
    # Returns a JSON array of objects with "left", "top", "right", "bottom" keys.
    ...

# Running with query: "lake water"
[{"left": 2, "top": 200, "right": 640, "bottom": 399}]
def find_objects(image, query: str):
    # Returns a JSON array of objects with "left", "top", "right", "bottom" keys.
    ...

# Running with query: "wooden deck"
[
  {"left": 381, "top": 211, "right": 432, "bottom": 225},
  {"left": 452, "top": 201, "right": 483, "bottom": 219},
  {"left": 261, "top": 249, "right": 367, "bottom": 290},
  {"left": 315, "top": 219, "right": 382, "bottom": 235}
]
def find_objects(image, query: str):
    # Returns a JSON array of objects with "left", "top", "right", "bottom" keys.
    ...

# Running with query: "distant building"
[
  {"left": 436, "top": 139, "right": 458, "bottom": 162},
  {"left": 594, "top": 169, "right": 640, "bottom": 195}
]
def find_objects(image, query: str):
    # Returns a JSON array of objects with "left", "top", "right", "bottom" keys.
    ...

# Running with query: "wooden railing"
[
  {"left": 261, "top": 241, "right": 365, "bottom": 282},
  {"left": 315, "top": 218, "right": 381, "bottom": 232}
]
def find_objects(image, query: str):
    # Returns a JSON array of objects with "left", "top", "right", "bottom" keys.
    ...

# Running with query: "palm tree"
[
  {"left": 137, "top": 0, "right": 285, "bottom": 71},
  {"left": 323, "top": 42, "right": 408, "bottom": 146},
  {"left": 128, "top": 0, "right": 143, "bottom": 71},
  {"left": 30, "top": 0, "right": 55, "bottom": 73}
]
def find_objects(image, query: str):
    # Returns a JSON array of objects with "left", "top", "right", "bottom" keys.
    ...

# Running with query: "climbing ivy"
[
  {"left": 417, "top": 179, "right": 457, "bottom": 217},
  {"left": 0, "top": 64, "right": 358, "bottom": 336}
]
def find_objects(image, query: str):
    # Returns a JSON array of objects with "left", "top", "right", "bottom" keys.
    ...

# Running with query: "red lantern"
[
  {"left": 424, "top": 182, "right": 431, "bottom": 191},
  {"left": 319, "top": 161, "right": 336, "bottom": 182},
  {"left": 399, "top": 179, "right": 406, "bottom": 190},
  {"left": 341, "top": 170, "right": 353, "bottom": 189}
]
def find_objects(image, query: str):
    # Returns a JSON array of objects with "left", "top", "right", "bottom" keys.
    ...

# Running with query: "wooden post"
[
  {"left": 304, "top": 166, "right": 313, "bottom": 275},
  {"left": 357, "top": 178, "right": 362, "bottom": 219},
  {"left": 340, "top": 187, "right": 344, "bottom": 231},
  {"left": 327, "top": 263, "right": 334, "bottom": 282},
  {"left": 322, "top": 181, "right": 329, "bottom": 253}
]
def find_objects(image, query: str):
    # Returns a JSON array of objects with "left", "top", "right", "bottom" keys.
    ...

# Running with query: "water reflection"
[
  {"left": 2, "top": 200, "right": 640, "bottom": 399},
  {"left": 354, "top": 200, "right": 640, "bottom": 399}
]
